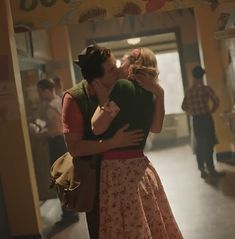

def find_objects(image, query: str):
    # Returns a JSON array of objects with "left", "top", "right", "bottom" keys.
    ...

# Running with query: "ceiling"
[{"left": 97, "top": 32, "right": 177, "bottom": 58}]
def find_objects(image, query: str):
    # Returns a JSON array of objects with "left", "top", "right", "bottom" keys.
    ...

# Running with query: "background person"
[
  {"left": 52, "top": 76, "right": 64, "bottom": 98},
  {"left": 36, "top": 79, "right": 79, "bottom": 226},
  {"left": 37, "top": 79, "right": 67, "bottom": 164},
  {"left": 182, "top": 66, "right": 225, "bottom": 178}
]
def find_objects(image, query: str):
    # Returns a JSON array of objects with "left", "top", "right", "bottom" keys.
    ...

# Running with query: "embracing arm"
[
  {"left": 62, "top": 93, "right": 143, "bottom": 157},
  {"left": 64, "top": 124, "right": 142, "bottom": 157}
]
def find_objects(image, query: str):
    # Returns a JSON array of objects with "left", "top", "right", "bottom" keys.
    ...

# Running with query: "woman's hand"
[
  {"left": 131, "top": 72, "right": 164, "bottom": 98},
  {"left": 130, "top": 72, "right": 165, "bottom": 133},
  {"left": 91, "top": 80, "right": 110, "bottom": 106},
  {"left": 110, "top": 124, "right": 144, "bottom": 148}
]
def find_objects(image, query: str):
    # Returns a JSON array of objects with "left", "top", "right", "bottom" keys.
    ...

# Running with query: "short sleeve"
[{"left": 62, "top": 93, "right": 84, "bottom": 135}]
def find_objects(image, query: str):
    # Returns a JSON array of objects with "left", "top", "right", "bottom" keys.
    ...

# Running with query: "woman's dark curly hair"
[{"left": 75, "top": 45, "right": 111, "bottom": 83}]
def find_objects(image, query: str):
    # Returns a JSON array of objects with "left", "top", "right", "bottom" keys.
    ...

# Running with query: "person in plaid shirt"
[{"left": 182, "top": 66, "right": 225, "bottom": 178}]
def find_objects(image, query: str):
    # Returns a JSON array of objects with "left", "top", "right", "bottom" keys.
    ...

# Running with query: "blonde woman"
[{"left": 91, "top": 48, "right": 183, "bottom": 239}]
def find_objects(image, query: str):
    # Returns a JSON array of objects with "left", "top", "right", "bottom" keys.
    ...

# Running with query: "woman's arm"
[
  {"left": 91, "top": 100, "right": 120, "bottom": 135},
  {"left": 150, "top": 84, "right": 165, "bottom": 133},
  {"left": 90, "top": 80, "right": 120, "bottom": 135},
  {"left": 133, "top": 73, "right": 165, "bottom": 133}
]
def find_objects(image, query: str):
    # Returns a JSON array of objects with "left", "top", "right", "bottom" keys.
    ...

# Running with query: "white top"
[{"left": 45, "top": 96, "right": 63, "bottom": 137}]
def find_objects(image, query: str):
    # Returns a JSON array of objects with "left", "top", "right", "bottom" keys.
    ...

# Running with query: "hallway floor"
[{"left": 41, "top": 144, "right": 235, "bottom": 239}]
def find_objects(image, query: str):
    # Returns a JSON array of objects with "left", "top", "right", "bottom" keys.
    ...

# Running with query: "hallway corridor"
[{"left": 42, "top": 144, "right": 235, "bottom": 239}]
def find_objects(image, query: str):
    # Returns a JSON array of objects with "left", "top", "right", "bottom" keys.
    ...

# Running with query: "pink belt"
[{"left": 102, "top": 150, "right": 144, "bottom": 160}]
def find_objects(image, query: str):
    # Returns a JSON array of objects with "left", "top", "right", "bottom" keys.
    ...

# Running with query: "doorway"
[{"left": 97, "top": 31, "right": 189, "bottom": 150}]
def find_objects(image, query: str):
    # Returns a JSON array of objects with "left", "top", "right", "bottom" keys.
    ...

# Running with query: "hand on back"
[{"left": 111, "top": 123, "right": 144, "bottom": 148}]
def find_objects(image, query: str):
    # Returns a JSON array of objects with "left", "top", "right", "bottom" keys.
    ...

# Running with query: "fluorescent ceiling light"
[{"left": 127, "top": 37, "right": 141, "bottom": 45}]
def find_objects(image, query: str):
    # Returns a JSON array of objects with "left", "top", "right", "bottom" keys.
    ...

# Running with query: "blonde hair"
[
  {"left": 139, "top": 48, "right": 157, "bottom": 68},
  {"left": 127, "top": 47, "right": 158, "bottom": 78}
]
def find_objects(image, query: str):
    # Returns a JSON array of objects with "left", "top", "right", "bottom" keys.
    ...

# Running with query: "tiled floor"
[{"left": 41, "top": 144, "right": 235, "bottom": 239}]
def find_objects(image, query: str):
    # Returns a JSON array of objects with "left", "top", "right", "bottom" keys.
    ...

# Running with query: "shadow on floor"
[
  {"left": 41, "top": 222, "right": 76, "bottom": 239},
  {"left": 40, "top": 199, "right": 79, "bottom": 239}
]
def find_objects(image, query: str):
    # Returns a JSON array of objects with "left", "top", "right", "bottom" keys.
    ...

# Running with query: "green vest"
[{"left": 67, "top": 80, "right": 99, "bottom": 141}]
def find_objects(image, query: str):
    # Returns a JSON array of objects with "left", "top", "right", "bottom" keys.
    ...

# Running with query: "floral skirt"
[{"left": 99, "top": 157, "right": 183, "bottom": 239}]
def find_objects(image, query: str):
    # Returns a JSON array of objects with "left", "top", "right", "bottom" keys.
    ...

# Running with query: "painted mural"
[
  {"left": 10, "top": 0, "right": 189, "bottom": 29},
  {"left": 11, "top": 0, "right": 222, "bottom": 29}
]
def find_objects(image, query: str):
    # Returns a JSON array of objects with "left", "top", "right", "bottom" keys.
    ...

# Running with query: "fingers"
[
  {"left": 127, "top": 129, "right": 144, "bottom": 135},
  {"left": 119, "top": 123, "right": 130, "bottom": 132},
  {"left": 130, "top": 132, "right": 144, "bottom": 141},
  {"left": 121, "top": 127, "right": 144, "bottom": 136},
  {"left": 125, "top": 130, "right": 144, "bottom": 146},
  {"left": 114, "top": 126, "right": 145, "bottom": 147},
  {"left": 131, "top": 73, "right": 146, "bottom": 82},
  {"left": 135, "top": 75, "right": 152, "bottom": 88},
  {"left": 126, "top": 136, "right": 143, "bottom": 146}
]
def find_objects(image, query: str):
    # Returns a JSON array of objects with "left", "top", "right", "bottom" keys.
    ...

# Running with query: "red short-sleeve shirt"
[{"left": 62, "top": 93, "right": 84, "bottom": 135}]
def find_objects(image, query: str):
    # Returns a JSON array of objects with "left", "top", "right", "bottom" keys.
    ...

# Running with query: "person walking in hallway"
[
  {"left": 37, "top": 79, "right": 67, "bottom": 164},
  {"left": 182, "top": 66, "right": 225, "bottom": 179}
]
